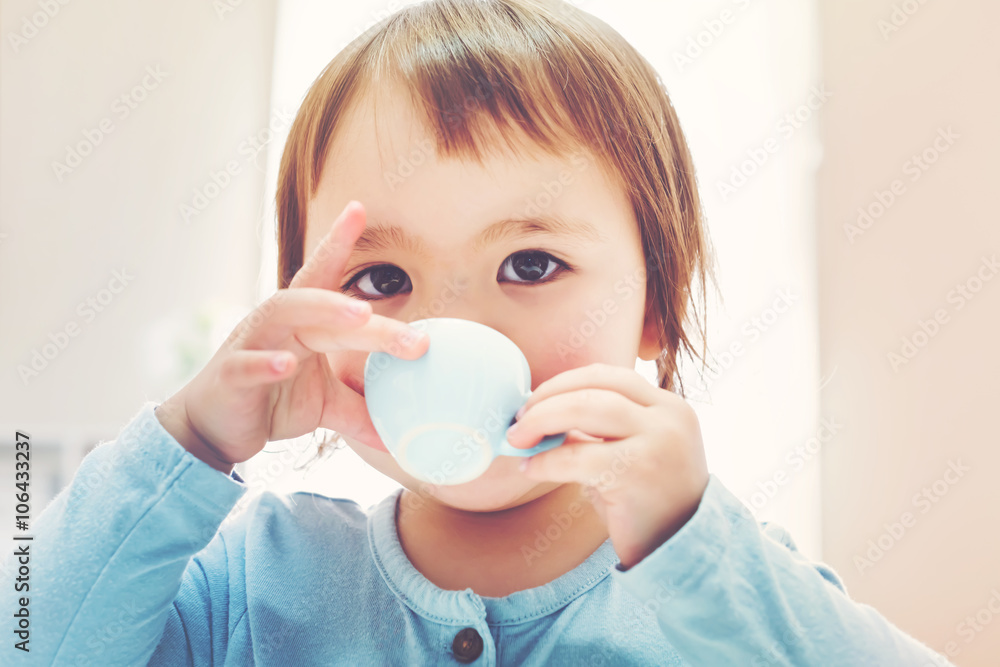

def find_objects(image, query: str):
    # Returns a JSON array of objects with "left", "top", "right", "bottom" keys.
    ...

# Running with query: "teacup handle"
[{"left": 496, "top": 431, "right": 567, "bottom": 458}]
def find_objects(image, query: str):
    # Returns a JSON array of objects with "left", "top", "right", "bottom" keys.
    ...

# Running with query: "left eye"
[{"left": 498, "top": 251, "right": 567, "bottom": 284}]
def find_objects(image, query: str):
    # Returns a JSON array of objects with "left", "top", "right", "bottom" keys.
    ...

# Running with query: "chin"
[
  {"left": 343, "top": 434, "right": 559, "bottom": 512},
  {"left": 414, "top": 458, "right": 562, "bottom": 512}
]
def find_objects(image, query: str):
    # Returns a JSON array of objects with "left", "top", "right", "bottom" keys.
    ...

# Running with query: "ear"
[{"left": 637, "top": 297, "right": 662, "bottom": 362}]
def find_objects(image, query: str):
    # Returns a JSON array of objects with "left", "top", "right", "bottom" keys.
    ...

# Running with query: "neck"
[{"left": 395, "top": 483, "right": 610, "bottom": 597}]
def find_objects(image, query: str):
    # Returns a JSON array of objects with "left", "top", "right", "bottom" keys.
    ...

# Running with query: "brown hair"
[{"left": 275, "top": 0, "right": 717, "bottom": 462}]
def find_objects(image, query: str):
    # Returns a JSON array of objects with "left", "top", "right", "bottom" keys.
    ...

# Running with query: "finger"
[
  {"left": 294, "top": 313, "right": 430, "bottom": 360},
  {"left": 520, "top": 440, "right": 632, "bottom": 488},
  {"left": 288, "top": 200, "right": 367, "bottom": 291},
  {"left": 507, "top": 388, "right": 643, "bottom": 447},
  {"left": 522, "top": 363, "right": 661, "bottom": 415},
  {"left": 217, "top": 349, "right": 297, "bottom": 389},
  {"left": 233, "top": 287, "right": 373, "bottom": 350}
]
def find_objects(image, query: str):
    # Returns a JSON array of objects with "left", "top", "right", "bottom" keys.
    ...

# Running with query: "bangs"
[{"left": 328, "top": 0, "right": 643, "bottom": 185}]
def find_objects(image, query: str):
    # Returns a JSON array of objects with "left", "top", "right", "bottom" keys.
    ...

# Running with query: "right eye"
[{"left": 343, "top": 264, "right": 412, "bottom": 300}]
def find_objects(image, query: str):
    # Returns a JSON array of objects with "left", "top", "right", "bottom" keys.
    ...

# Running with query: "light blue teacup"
[{"left": 363, "top": 317, "right": 567, "bottom": 485}]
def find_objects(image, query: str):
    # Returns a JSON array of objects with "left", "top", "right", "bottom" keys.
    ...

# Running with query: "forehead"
[{"left": 305, "top": 81, "right": 636, "bottom": 252}]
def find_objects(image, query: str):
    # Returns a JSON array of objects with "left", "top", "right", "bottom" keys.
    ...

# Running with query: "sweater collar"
[{"left": 368, "top": 487, "right": 619, "bottom": 626}]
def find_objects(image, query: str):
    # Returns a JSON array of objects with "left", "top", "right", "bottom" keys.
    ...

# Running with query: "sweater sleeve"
[
  {"left": 0, "top": 401, "right": 248, "bottom": 667},
  {"left": 609, "top": 474, "right": 955, "bottom": 667}
]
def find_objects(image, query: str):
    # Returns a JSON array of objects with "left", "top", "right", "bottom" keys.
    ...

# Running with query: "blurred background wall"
[
  {"left": 0, "top": 0, "right": 996, "bottom": 663},
  {"left": 817, "top": 1, "right": 1000, "bottom": 665},
  {"left": 0, "top": 0, "right": 278, "bottom": 499}
]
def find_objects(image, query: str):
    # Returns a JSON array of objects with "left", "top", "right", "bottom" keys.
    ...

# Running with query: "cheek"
[
  {"left": 327, "top": 349, "right": 369, "bottom": 395},
  {"left": 523, "top": 294, "right": 645, "bottom": 388}
]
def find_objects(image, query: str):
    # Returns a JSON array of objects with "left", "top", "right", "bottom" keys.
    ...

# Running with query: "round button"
[{"left": 451, "top": 627, "right": 483, "bottom": 663}]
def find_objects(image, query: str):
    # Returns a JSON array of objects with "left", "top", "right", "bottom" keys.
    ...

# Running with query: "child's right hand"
[{"left": 155, "top": 201, "right": 429, "bottom": 473}]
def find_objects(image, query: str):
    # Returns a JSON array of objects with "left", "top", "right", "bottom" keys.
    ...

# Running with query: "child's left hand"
[{"left": 506, "top": 362, "right": 710, "bottom": 570}]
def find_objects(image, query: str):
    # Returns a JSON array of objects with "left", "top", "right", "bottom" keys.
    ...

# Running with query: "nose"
[
  {"left": 401, "top": 271, "right": 480, "bottom": 323},
  {"left": 399, "top": 273, "right": 518, "bottom": 343}
]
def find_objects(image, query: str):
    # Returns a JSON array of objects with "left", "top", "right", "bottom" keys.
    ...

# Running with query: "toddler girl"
[{"left": 4, "top": 1, "right": 954, "bottom": 665}]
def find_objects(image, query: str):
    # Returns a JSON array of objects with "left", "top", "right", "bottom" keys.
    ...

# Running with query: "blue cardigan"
[{"left": 1, "top": 401, "right": 953, "bottom": 665}]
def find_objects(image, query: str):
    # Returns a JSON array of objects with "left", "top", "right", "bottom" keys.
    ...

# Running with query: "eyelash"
[{"left": 341, "top": 251, "right": 574, "bottom": 301}]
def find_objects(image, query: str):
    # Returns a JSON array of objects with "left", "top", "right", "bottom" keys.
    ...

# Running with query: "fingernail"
[
  {"left": 519, "top": 459, "right": 530, "bottom": 472},
  {"left": 506, "top": 421, "right": 519, "bottom": 437},
  {"left": 348, "top": 300, "right": 369, "bottom": 316},
  {"left": 401, "top": 327, "right": 424, "bottom": 346},
  {"left": 515, "top": 405, "right": 527, "bottom": 420}
]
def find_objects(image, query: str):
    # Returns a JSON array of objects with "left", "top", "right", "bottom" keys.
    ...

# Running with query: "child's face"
[{"left": 303, "top": 82, "right": 660, "bottom": 511}]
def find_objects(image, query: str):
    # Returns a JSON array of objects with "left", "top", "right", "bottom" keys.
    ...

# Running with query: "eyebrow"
[{"left": 353, "top": 214, "right": 609, "bottom": 257}]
